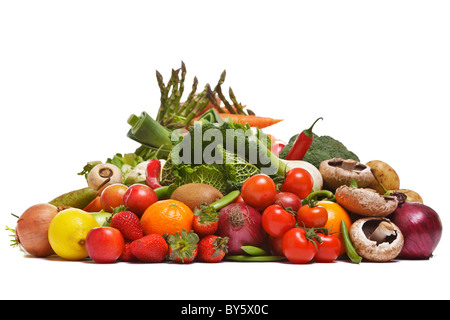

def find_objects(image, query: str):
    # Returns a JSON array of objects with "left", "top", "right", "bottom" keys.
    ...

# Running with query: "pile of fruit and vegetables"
[{"left": 7, "top": 62, "right": 443, "bottom": 264}]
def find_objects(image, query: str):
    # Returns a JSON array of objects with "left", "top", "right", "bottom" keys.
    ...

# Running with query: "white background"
[{"left": 1, "top": 0, "right": 449, "bottom": 300}]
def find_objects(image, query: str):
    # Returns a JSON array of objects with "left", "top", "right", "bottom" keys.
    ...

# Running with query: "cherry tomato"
[
  {"left": 281, "top": 228, "right": 317, "bottom": 264},
  {"left": 262, "top": 205, "right": 296, "bottom": 238},
  {"left": 100, "top": 183, "right": 128, "bottom": 212},
  {"left": 297, "top": 204, "right": 328, "bottom": 228},
  {"left": 314, "top": 233, "right": 341, "bottom": 263},
  {"left": 280, "top": 168, "right": 313, "bottom": 199},
  {"left": 241, "top": 174, "right": 277, "bottom": 209},
  {"left": 275, "top": 192, "right": 302, "bottom": 212}
]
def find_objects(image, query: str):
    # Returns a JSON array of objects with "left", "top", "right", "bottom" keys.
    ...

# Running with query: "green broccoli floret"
[{"left": 279, "top": 134, "right": 360, "bottom": 168}]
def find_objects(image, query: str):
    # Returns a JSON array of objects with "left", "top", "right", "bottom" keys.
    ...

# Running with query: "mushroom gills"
[
  {"left": 363, "top": 219, "right": 398, "bottom": 245},
  {"left": 330, "top": 159, "right": 367, "bottom": 172},
  {"left": 319, "top": 158, "right": 375, "bottom": 191}
]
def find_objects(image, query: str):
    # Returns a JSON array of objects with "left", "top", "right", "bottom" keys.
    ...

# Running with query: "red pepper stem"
[{"left": 303, "top": 117, "right": 323, "bottom": 138}]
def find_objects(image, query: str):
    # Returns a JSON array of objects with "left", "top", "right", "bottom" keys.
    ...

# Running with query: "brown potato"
[
  {"left": 392, "top": 189, "right": 423, "bottom": 203},
  {"left": 366, "top": 160, "right": 400, "bottom": 194}
]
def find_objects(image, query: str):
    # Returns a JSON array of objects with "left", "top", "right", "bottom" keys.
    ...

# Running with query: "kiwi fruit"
[{"left": 170, "top": 183, "right": 223, "bottom": 211}]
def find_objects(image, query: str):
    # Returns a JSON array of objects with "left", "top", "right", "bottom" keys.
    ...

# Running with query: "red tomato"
[
  {"left": 314, "top": 233, "right": 341, "bottom": 263},
  {"left": 297, "top": 204, "right": 328, "bottom": 228},
  {"left": 100, "top": 184, "right": 128, "bottom": 212},
  {"left": 282, "top": 228, "right": 317, "bottom": 264},
  {"left": 262, "top": 205, "right": 296, "bottom": 238},
  {"left": 275, "top": 192, "right": 302, "bottom": 212},
  {"left": 123, "top": 184, "right": 158, "bottom": 217},
  {"left": 268, "top": 235, "right": 284, "bottom": 256},
  {"left": 241, "top": 174, "right": 277, "bottom": 209},
  {"left": 280, "top": 168, "right": 313, "bottom": 199},
  {"left": 233, "top": 194, "right": 246, "bottom": 204}
]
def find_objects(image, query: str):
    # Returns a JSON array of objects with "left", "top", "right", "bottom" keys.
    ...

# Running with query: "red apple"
[
  {"left": 100, "top": 183, "right": 128, "bottom": 212},
  {"left": 123, "top": 184, "right": 158, "bottom": 217},
  {"left": 86, "top": 227, "right": 125, "bottom": 263}
]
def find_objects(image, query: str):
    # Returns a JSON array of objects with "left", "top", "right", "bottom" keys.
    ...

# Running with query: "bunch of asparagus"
[{"left": 155, "top": 61, "right": 248, "bottom": 130}]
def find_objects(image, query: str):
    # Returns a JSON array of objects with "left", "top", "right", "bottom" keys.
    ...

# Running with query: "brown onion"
[{"left": 15, "top": 203, "right": 59, "bottom": 257}]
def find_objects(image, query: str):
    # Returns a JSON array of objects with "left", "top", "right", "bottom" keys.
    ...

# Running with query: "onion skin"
[
  {"left": 217, "top": 203, "right": 267, "bottom": 255},
  {"left": 15, "top": 203, "right": 59, "bottom": 257},
  {"left": 389, "top": 202, "right": 442, "bottom": 259}
]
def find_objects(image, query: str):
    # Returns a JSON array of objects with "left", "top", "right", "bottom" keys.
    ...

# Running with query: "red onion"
[
  {"left": 389, "top": 201, "right": 442, "bottom": 259},
  {"left": 217, "top": 203, "right": 267, "bottom": 254}
]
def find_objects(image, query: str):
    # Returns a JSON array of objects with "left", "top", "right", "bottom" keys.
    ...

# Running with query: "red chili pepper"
[
  {"left": 146, "top": 159, "right": 163, "bottom": 189},
  {"left": 285, "top": 117, "right": 323, "bottom": 161}
]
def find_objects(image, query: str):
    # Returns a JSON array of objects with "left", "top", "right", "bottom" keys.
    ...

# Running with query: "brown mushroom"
[
  {"left": 349, "top": 217, "right": 404, "bottom": 262},
  {"left": 319, "top": 158, "right": 375, "bottom": 191},
  {"left": 335, "top": 185, "right": 398, "bottom": 217}
]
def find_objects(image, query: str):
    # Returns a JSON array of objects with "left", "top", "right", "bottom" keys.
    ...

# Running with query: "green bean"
[
  {"left": 341, "top": 220, "right": 362, "bottom": 264},
  {"left": 225, "top": 255, "right": 287, "bottom": 262},
  {"left": 241, "top": 246, "right": 268, "bottom": 256},
  {"left": 302, "top": 190, "right": 335, "bottom": 205}
]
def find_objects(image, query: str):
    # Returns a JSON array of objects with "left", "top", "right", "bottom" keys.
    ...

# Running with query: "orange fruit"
[
  {"left": 140, "top": 200, "right": 194, "bottom": 236},
  {"left": 317, "top": 201, "right": 352, "bottom": 256}
]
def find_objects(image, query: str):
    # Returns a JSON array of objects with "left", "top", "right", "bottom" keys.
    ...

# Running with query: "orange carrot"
[
  {"left": 83, "top": 196, "right": 103, "bottom": 213},
  {"left": 192, "top": 113, "right": 282, "bottom": 129}
]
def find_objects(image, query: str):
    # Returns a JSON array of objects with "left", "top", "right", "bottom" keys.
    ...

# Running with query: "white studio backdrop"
[{"left": 1, "top": 1, "right": 449, "bottom": 300}]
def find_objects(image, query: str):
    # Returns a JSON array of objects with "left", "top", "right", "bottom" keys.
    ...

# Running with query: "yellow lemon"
[{"left": 48, "top": 208, "right": 99, "bottom": 260}]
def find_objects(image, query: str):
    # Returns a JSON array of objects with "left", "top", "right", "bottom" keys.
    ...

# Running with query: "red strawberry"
[
  {"left": 119, "top": 240, "right": 137, "bottom": 262},
  {"left": 110, "top": 210, "right": 143, "bottom": 241},
  {"left": 197, "top": 235, "right": 228, "bottom": 263},
  {"left": 167, "top": 229, "right": 199, "bottom": 263},
  {"left": 130, "top": 234, "right": 168, "bottom": 263},
  {"left": 193, "top": 205, "right": 219, "bottom": 238}
]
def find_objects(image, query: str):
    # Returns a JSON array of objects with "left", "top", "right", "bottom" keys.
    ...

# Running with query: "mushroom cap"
[
  {"left": 349, "top": 217, "right": 404, "bottom": 262},
  {"left": 319, "top": 158, "right": 375, "bottom": 191},
  {"left": 87, "top": 163, "right": 123, "bottom": 192},
  {"left": 335, "top": 185, "right": 398, "bottom": 217}
]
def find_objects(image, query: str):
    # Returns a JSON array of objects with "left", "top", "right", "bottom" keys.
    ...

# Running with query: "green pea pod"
[
  {"left": 241, "top": 246, "right": 268, "bottom": 256},
  {"left": 211, "top": 190, "right": 241, "bottom": 211},
  {"left": 225, "top": 255, "right": 287, "bottom": 262},
  {"left": 154, "top": 186, "right": 170, "bottom": 200},
  {"left": 341, "top": 220, "right": 362, "bottom": 264}
]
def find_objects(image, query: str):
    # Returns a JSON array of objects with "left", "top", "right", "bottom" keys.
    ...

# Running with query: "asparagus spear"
[
  {"left": 156, "top": 70, "right": 167, "bottom": 122},
  {"left": 179, "top": 76, "right": 198, "bottom": 116},
  {"left": 174, "top": 61, "right": 187, "bottom": 113},
  {"left": 215, "top": 84, "right": 236, "bottom": 114},
  {"left": 229, "top": 87, "right": 247, "bottom": 115},
  {"left": 206, "top": 85, "right": 222, "bottom": 112}
]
